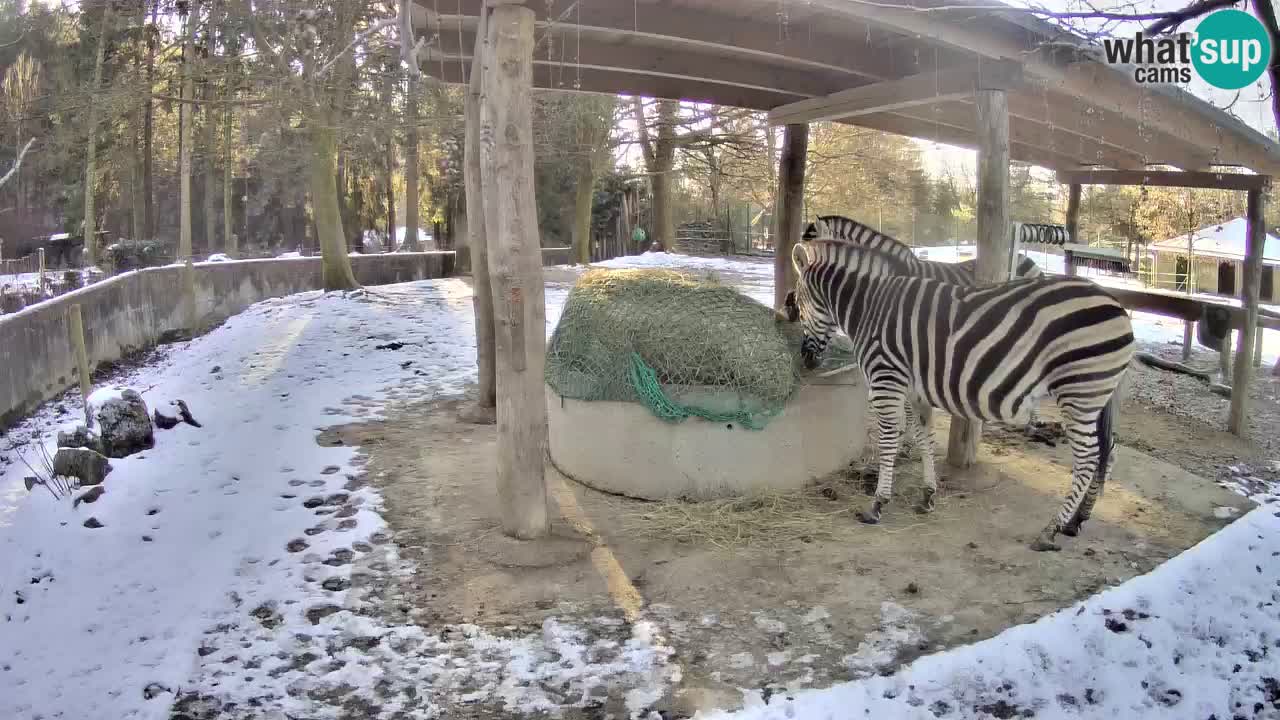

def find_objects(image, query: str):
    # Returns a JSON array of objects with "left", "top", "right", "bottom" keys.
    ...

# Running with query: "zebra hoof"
[
  {"left": 915, "top": 489, "right": 936, "bottom": 515},
  {"left": 858, "top": 500, "right": 884, "bottom": 525},
  {"left": 1060, "top": 521, "right": 1083, "bottom": 537},
  {"left": 1030, "top": 533, "right": 1061, "bottom": 552}
]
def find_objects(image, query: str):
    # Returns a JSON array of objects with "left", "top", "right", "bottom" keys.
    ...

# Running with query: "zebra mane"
[
  {"left": 805, "top": 214, "right": 922, "bottom": 268},
  {"left": 797, "top": 238, "right": 917, "bottom": 278}
]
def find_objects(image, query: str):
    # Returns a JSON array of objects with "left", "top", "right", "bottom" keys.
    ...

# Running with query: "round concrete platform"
[{"left": 546, "top": 375, "right": 868, "bottom": 500}]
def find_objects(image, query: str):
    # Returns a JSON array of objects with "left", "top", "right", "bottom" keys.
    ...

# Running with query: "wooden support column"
[
  {"left": 947, "top": 85, "right": 1010, "bottom": 469},
  {"left": 480, "top": 2, "right": 550, "bottom": 539},
  {"left": 1063, "top": 183, "right": 1081, "bottom": 278},
  {"left": 1229, "top": 188, "right": 1266, "bottom": 435},
  {"left": 773, "top": 123, "right": 809, "bottom": 311},
  {"left": 464, "top": 6, "right": 496, "bottom": 414}
]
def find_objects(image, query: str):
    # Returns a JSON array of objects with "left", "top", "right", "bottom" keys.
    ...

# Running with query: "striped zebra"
[
  {"left": 802, "top": 214, "right": 1044, "bottom": 283},
  {"left": 783, "top": 231, "right": 1134, "bottom": 551},
  {"left": 802, "top": 214, "right": 1048, "bottom": 430}
]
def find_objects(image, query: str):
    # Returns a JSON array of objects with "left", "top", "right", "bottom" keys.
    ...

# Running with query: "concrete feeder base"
[{"left": 546, "top": 375, "right": 867, "bottom": 500}]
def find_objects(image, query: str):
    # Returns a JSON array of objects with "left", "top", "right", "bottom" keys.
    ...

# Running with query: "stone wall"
[{"left": 0, "top": 249, "right": 568, "bottom": 430}]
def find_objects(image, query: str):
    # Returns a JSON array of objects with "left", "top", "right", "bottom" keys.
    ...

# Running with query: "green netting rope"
[{"left": 627, "top": 352, "right": 780, "bottom": 430}]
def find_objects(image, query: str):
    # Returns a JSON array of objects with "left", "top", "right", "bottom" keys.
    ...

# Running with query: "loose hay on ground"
[{"left": 614, "top": 490, "right": 859, "bottom": 549}]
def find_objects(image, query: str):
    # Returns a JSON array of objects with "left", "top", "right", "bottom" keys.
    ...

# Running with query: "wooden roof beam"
[
  {"left": 422, "top": 2, "right": 900, "bottom": 85},
  {"left": 419, "top": 55, "right": 806, "bottom": 109},
  {"left": 846, "top": 112, "right": 1082, "bottom": 171},
  {"left": 432, "top": 28, "right": 850, "bottom": 100},
  {"left": 887, "top": 101, "right": 1142, "bottom": 170},
  {"left": 805, "top": 0, "right": 1280, "bottom": 175},
  {"left": 1056, "top": 169, "right": 1272, "bottom": 191},
  {"left": 1004, "top": 88, "right": 1215, "bottom": 171},
  {"left": 767, "top": 60, "right": 1022, "bottom": 126}
]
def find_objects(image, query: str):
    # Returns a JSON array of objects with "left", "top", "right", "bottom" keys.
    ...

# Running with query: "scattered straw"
[{"left": 614, "top": 490, "right": 858, "bottom": 549}]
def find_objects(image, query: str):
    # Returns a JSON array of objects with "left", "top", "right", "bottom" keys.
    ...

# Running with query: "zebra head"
[
  {"left": 786, "top": 243, "right": 836, "bottom": 370},
  {"left": 802, "top": 216, "right": 839, "bottom": 243}
]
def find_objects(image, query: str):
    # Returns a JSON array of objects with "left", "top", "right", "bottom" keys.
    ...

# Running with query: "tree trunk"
[
  {"left": 143, "top": 1, "right": 157, "bottom": 240},
  {"left": 403, "top": 74, "right": 421, "bottom": 251},
  {"left": 571, "top": 162, "right": 594, "bottom": 264},
  {"left": 310, "top": 126, "right": 359, "bottom": 290},
  {"left": 203, "top": 80, "right": 217, "bottom": 254},
  {"left": 465, "top": 9, "right": 496, "bottom": 411},
  {"left": 83, "top": 2, "right": 114, "bottom": 267},
  {"left": 178, "top": 0, "right": 198, "bottom": 261},
  {"left": 480, "top": 4, "right": 549, "bottom": 539},
  {"left": 381, "top": 57, "right": 396, "bottom": 250},
  {"left": 223, "top": 70, "right": 235, "bottom": 257}
]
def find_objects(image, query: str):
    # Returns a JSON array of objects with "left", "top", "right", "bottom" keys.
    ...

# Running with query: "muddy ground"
[{"left": 326, "top": 383, "right": 1256, "bottom": 718}]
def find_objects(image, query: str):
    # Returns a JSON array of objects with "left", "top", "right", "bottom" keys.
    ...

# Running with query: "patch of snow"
[
  {"left": 700, "top": 506, "right": 1280, "bottom": 720},
  {"left": 840, "top": 601, "right": 924, "bottom": 678},
  {"left": 205, "top": 253, "right": 232, "bottom": 262},
  {"left": 0, "top": 277, "right": 663, "bottom": 719}
]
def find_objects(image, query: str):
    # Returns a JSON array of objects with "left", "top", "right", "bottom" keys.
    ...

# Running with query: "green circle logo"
[{"left": 1192, "top": 9, "right": 1273, "bottom": 90}]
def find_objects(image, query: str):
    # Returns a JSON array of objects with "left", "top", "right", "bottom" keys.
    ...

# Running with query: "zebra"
[
  {"left": 782, "top": 231, "right": 1134, "bottom": 551},
  {"left": 801, "top": 214, "right": 1049, "bottom": 432},
  {"left": 802, "top": 214, "right": 1044, "bottom": 284}
]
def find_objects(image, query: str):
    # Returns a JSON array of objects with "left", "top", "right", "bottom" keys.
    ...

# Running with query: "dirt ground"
[{"left": 327, "top": 388, "right": 1256, "bottom": 718}]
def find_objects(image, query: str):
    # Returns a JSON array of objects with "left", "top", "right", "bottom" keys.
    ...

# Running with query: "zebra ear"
[{"left": 791, "top": 241, "right": 812, "bottom": 277}]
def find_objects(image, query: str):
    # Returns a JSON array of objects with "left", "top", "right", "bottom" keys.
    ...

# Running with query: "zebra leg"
[
  {"left": 1032, "top": 410, "right": 1102, "bottom": 552},
  {"left": 912, "top": 399, "right": 938, "bottom": 514},
  {"left": 1063, "top": 437, "right": 1114, "bottom": 536},
  {"left": 860, "top": 387, "right": 906, "bottom": 525}
]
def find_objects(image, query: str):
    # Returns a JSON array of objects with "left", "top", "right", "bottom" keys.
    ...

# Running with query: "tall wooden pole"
[
  {"left": 1229, "top": 187, "right": 1267, "bottom": 435},
  {"left": 1064, "top": 183, "right": 1081, "bottom": 277},
  {"left": 947, "top": 86, "right": 1010, "bottom": 468},
  {"left": 481, "top": 3, "right": 549, "bottom": 539},
  {"left": 773, "top": 123, "right": 809, "bottom": 310},
  {"left": 465, "top": 8, "right": 496, "bottom": 413}
]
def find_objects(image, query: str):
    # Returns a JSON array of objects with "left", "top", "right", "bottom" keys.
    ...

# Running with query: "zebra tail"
[{"left": 1095, "top": 394, "right": 1117, "bottom": 490}]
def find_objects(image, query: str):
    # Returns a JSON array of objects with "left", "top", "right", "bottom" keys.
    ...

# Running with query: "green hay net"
[{"left": 546, "top": 268, "right": 803, "bottom": 430}]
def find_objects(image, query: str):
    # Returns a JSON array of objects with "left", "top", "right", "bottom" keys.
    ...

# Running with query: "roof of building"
[
  {"left": 1149, "top": 218, "right": 1280, "bottom": 263},
  {"left": 1064, "top": 243, "right": 1129, "bottom": 263},
  {"left": 415, "top": 0, "right": 1280, "bottom": 174}
]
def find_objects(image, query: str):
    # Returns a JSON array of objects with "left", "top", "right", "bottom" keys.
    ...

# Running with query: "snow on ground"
[
  {"left": 0, "top": 249, "right": 1275, "bottom": 719},
  {"left": 0, "top": 277, "right": 681, "bottom": 719},
  {"left": 703, "top": 505, "right": 1280, "bottom": 720}
]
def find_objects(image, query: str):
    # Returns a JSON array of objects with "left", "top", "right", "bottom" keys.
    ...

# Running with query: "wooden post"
[
  {"left": 1064, "top": 183, "right": 1081, "bottom": 277},
  {"left": 773, "top": 123, "right": 809, "bottom": 311},
  {"left": 67, "top": 303, "right": 92, "bottom": 428},
  {"left": 1255, "top": 328, "right": 1264, "bottom": 367},
  {"left": 1183, "top": 321, "right": 1194, "bottom": 362},
  {"left": 1219, "top": 330, "right": 1232, "bottom": 381},
  {"left": 37, "top": 247, "right": 45, "bottom": 295},
  {"left": 480, "top": 3, "right": 550, "bottom": 539},
  {"left": 465, "top": 7, "right": 497, "bottom": 412},
  {"left": 1229, "top": 188, "right": 1266, "bottom": 435},
  {"left": 948, "top": 85, "right": 1010, "bottom": 469}
]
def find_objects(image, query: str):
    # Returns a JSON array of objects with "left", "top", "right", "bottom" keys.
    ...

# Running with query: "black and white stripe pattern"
[
  {"left": 784, "top": 231, "right": 1134, "bottom": 551},
  {"left": 803, "top": 214, "right": 1044, "bottom": 284},
  {"left": 804, "top": 214, "right": 1048, "bottom": 428}
]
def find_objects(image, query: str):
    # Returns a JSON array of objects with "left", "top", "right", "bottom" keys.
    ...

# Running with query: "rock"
[
  {"left": 57, "top": 425, "right": 104, "bottom": 454},
  {"left": 210, "top": 365, "right": 221, "bottom": 374},
  {"left": 153, "top": 409, "right": 179, "bottom": 430},
  {"left": 73, "top": 486, "right": 105, "bottom": 507},
  {"left": 96, "top": 390, "right": 154, "bottom": 458},
  {"left": 53, "top": 447, "right": 112, "bottom": 486},
  {"left": 83, "top": 517, "right": 103, "bottom": 529},
  {"left": 175, "top": 400, "right": 202, "bottom": 428}
]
